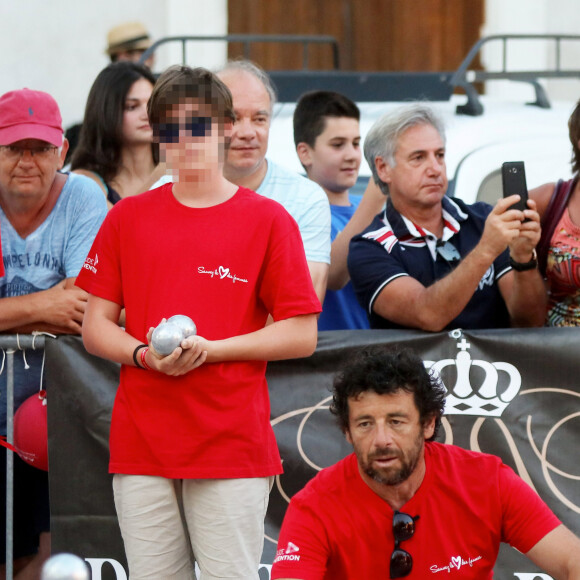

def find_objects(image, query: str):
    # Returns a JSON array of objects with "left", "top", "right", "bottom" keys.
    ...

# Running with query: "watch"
[{"left": 509, "top": 249, "right": 538, "bottom": 271}]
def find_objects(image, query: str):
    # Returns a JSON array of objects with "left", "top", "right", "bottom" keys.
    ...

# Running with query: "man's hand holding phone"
[
  {"left": 502, "top": 161, "right": 529, "bottom": 213},
  {"left": 500, "top": 161, "right": 540, "bottom": 267}
]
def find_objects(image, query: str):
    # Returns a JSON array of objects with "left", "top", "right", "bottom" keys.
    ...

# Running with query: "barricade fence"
[
  {"left": 0, "top": 334, "right": 46, "bottom": 580},
  {"left": 3, "top": 330, "right": 579, "bottom": 579}
]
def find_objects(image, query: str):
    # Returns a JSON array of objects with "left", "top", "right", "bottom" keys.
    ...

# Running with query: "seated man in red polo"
[{"left": 271, "top": 347, "right": 580, "bottom": 579}]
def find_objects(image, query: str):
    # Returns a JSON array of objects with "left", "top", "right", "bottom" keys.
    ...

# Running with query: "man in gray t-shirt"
[{"left": 0, "top": 88, "right": 107, "bottom": 576}]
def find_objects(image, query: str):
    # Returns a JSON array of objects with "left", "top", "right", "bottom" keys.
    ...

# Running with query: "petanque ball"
[
  {"left": 167, "top": 314, "right": 197, "bottom": 338},
  {"left": 151, "top": 322, "right": 184, "bottom": 356},
  {"left": 41, "top": 553, "right": 89, "bottom": 580}
]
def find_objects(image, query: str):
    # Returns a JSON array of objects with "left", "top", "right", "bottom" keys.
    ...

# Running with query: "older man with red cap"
[{"left": 0, "top": 88, "right": 106, "bottom": 577}]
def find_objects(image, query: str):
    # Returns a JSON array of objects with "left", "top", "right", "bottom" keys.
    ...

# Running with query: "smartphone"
[{"left": 501, "top": 161, "right": 529, "bottom": 212}]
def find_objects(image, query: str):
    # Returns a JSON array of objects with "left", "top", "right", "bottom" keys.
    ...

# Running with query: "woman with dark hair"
[
  {"left": 71, "top": 61, "right": 158, "bottom": 206},
  {"left": 530, "top": 99, "right": 580, "bottom": 326}
]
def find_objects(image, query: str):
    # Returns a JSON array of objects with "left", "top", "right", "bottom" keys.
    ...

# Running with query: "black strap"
[
  {"left": 537, "top": 175, "right": 577, "bottom": 276},
  {"left": 132, "top": 344, "right": 148, "bottom": 369}
]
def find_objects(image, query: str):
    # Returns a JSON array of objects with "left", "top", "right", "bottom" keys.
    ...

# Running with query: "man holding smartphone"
[{"left": 348, "top": 103, "right": 546, "bottom": 331}]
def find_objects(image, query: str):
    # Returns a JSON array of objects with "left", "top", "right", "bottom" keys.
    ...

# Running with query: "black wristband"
[
  {"left": 132, "top": 344, "right": 148, "bottom": 368},
  {"left": 509, "top": 249, "right": 538, "bottom": 272}
]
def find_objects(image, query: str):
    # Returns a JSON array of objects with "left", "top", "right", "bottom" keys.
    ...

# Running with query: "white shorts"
[{"left": 113, "top": 474, "right": 273, "bottom": 580}]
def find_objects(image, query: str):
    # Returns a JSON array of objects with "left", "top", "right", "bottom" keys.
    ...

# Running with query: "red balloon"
[{"left": 14, "top": 390, "right": 48, "bottom": 471}]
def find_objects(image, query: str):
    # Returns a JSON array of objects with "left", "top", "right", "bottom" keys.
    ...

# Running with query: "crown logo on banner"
[{"left": 424, "top": 333, "right": 521, "bottom": 416}]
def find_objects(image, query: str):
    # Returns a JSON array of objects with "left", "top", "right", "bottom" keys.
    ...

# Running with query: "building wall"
[
  {"left": 0, "top": 0, "right": 579, "bottom": 130},
  {"left": 0, "top": 0, "right": 227, "bottom": 128},
  {"left": 483, "top": 0, "right": 580, "bottom": 102},
  {"left": 227, "top": 0, "right": 484, "bottom": 73}
]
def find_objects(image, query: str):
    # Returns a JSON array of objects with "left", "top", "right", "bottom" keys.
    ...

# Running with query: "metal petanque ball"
[
  {"left": 167, "top": 314, "right": 197, "bottom": 338},
  {"left": 41, "top": 553, "right": 89, "bottom": 580},
  {"left": 151, "top": 321, "right": 184, "bottom": 355}
]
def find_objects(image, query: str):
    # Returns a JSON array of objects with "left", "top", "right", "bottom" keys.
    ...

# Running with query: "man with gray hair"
[
  {"left": 216, "top": 60, "right": 331, "bottom": 305},
  {"left": 348, "top": 103, "right": 546, "bottom": 331}
]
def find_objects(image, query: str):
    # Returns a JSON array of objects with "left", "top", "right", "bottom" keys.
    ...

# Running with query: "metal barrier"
[
  {"left": 450, "top": 34, "right": 580, "bottom": 115},
  {"left": 0, "top": 334, "right": 46, "bottom": 580},
  {"left": 138, "top": 33, "right": 341, "bottom": 70},
  {"left": 137, "top": 33, "right": 580, "bottom": 113}
]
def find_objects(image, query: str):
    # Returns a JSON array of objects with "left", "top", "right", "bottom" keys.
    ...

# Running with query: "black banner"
[{"left": 45, "top": 329, "right": 580, "bottom": 580}]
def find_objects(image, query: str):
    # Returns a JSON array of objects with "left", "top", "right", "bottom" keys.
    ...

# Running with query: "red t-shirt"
[
  {"left": 76, "top": 184, "right": 321, "bottom": 479},
  {"left": 271, "top": 443, "right": 561, "bottom": 579}
]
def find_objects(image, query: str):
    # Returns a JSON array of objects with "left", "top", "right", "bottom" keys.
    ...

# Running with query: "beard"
[{"left": 359, "top": 431, "right": 424, "bottom": 486}]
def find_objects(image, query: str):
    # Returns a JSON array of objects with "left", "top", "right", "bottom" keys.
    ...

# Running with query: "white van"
[
  {"left": 267, "top": 95, "right": 575, "bottom": 202},
  {"left": 263, "top": 34, "right": 580, "bottom": 203}
]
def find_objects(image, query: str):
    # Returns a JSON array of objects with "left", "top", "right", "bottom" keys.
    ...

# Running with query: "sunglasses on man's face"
[
  {"left": 390, "top": 511, "right": 419, "bottom": 578},
  {"left": 155, "top": 117, "right": 212, "bottom": 143}
]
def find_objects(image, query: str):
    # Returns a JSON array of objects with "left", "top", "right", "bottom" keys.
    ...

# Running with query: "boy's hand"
[{"left": 145, "top": 327, "right": 208, "bottom": 376}]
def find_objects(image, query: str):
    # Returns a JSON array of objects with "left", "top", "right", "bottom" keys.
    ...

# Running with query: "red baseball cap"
[{"left": 0, "top": 88, "right": 63, "bottom": 147}]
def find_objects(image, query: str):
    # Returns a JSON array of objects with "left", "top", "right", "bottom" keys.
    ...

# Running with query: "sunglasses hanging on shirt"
[
  {"left": 435, "top": 240, "right": 461, "bottom": 264},
  {"left": 390, "top": 511, "right": 419, "bottom": 578}
]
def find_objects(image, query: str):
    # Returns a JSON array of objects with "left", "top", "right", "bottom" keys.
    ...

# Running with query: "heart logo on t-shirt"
[
  {"left": 451, "top": 556, "right": 462, "bottom": 570},
  {"left": 218, "top": 266, "right": 230, "bottom": 279}
]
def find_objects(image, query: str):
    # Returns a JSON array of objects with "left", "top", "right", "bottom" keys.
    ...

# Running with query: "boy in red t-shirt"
[{"left": 76, "top": 66, "right": 320, "bottom": 579}]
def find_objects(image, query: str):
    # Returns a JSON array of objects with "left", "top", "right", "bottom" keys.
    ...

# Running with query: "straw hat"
[{"left": 106, "top": 21, "right": 151, "bottom": 56}]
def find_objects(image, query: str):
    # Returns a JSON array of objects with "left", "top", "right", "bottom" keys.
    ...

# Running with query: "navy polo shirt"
[{"left": 347, "top": 196, "right": 511, "bottom": 330}]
